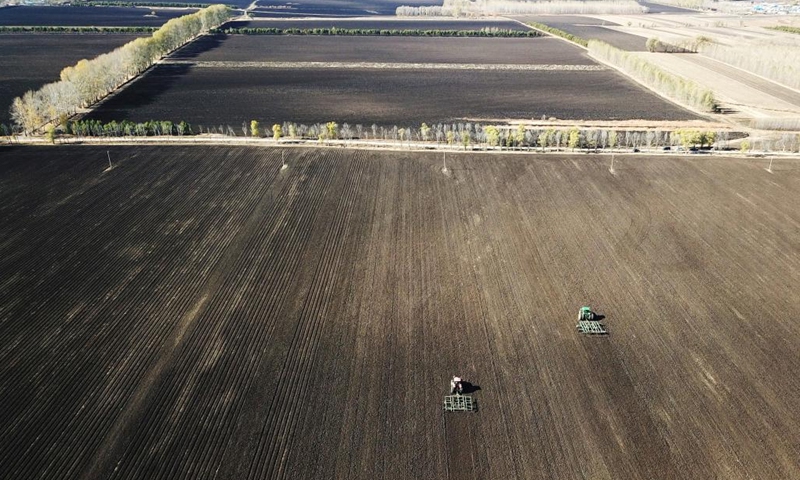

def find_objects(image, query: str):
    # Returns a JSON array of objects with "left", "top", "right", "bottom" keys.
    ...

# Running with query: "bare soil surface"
[
  {"left": 252, "top": 0, "right": 438, "bottom": 17},
  {"left": 172, "top": 33, "right": 595, "bottom": 65},
  {"left": 0, "top": 33, "right": 145, "bottom": 125},
  {"left": 224, "top": 17, "right": 532, "bottom": 30},
  {"left": 85, "top": 62, "right": 700, "bottom": 127},
  {"left": 0, "top": 145, "right": 798, "bottom": 479},
  {"left": 0, "top": 5, "right": 196, "bottom": 26},
  {"left": 519, "top": 15, "right": 648, "bottom": 50}
]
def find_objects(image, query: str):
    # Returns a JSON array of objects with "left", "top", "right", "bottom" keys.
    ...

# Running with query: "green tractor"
[
  {"left": 578, "top": 306, "right": 595, "bottom": 321},
  {"left": 576, "top": 306, "right": 607, "bottom": 334}
]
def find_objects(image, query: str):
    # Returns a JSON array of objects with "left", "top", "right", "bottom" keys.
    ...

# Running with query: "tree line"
[
  {"left": 23, "top": 118, "right": 737, "bottom": 151},
  {"left": 213, "top": 27, "right": 541, "bottom": 37},
  {"left": 212, "top": 120, "right": 734, "bottom": 151},
  {"left": 9, "top": 4, "right": 230, "bottom": 133},
  {"left": 397, "top": 0, "right": 645, "bottom": 16},
  {"left": 64, "top": 119, "right": 192, "bottom": 137},
  {"left": 588, "top": 40, "right": 718, "bottom": 112},
  {"left": 0, "top": 26, "right": 158, "bottom": 33},
  {"left": 645, "top": 36, "right": 712, "bottom": 53},
  {"left": 698, "top": 40, "right": 799, "bottom": 91},
  {"left": 16, "top": 118, "right": 800, "bottom": 152},
  {"left": 526, "top": 22, "right": 588, "bottom": 47}
]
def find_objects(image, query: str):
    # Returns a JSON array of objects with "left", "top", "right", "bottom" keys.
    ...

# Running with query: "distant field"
[
  {"left": 85, "top": 32, "right": 698, "bottom": 127},
  {"left": 251, "top": 0, "right": 438, "bottom": 16},
  {"left": 0, "top": 33, "right": 144, "bottom": 126},
  {"left": 86, "top": 59, "right": 699, "bottom": 127},
  {"left": 0, "top": 145, "right": 797, "bottom": 479},
  {"left": 173, "top": 34, "right": 596, "bottom": 65},
  {"left": 0, "top": 6, "right": 196, "bottom": 26},
  {"left": 223, "top": 18, "right": 532, "bottom": 31},
  {"left": 522, "top": 15, "right": 647, "bottom": 51}
]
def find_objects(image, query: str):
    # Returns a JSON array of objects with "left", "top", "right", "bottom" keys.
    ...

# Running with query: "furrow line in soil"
[
  {"left": 1, "top": 148, "right": 276, "bottom": 478},
  {"left": 164, "top": 151, "right": 338, "bottom": 480},
  {"left": 250, "top": 154, "right": 363, "bottom": 479},
  {"left": 248, "top": 154, "right": 365, "bottom": 479},
  {"left": 106, "top": 151, "right": 339, "bottom": 479},
  {"left": 0, "top": 152, "right": 223, "bottom": 470}
]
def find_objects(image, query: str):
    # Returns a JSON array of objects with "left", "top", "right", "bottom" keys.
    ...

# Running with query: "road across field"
[{"left": 0, "top": 145, "right": 798, "bottom": 479}]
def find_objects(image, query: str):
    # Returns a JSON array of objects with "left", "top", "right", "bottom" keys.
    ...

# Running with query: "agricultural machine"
[
  {"left": 576, "top": 306, "right": 607, "bottom": 334},
  {"left": 443, "top": 376, "right": 476, "bottom": 412}
]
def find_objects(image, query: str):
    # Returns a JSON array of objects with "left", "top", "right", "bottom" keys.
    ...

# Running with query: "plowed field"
[
  {"left": 0, "top": 6, "right": 196, "bottom": 26},
  {"left": 0, "top": 145, "right": 798, "bottom": 479}
]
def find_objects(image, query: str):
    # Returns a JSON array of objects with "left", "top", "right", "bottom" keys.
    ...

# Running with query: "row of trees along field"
[
  {"left": 9, "top": 4, "right": 230, "bottom": 133},
  {"left": 18, "top": 118, "right": 800, "bottom": 152},
  {"left": 645, "top": 36, "right": 712, "bottom": 53},
  {"left": 213, "top": 27, "right": 540, "bottom": 37},
  {"left": 397, "top": 0, "right": 645, "bottom": 16},
  {"left": 28, "top": 117, "right": 752, "bottom": 151},
  {"left": 697, "top": 39, "right": 800, "bottom": 91},
  {"left": 526, "top": 22, "right": 588, "bottom": 47},
  {"left": 588, "top": 40, "right": 718, "bottom": 112}
]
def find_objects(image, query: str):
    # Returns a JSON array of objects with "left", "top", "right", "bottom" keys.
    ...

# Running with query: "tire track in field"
[{"left": 247, "top": 153, "right": 367, "bottom": 480}]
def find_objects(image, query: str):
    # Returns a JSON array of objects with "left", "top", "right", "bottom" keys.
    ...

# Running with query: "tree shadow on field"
[
  {"left": 461, "top": 381, "right": 480, "bottom": 394},
  {"left": 86, "top": 64, "right": 192, "bottom": 122},
  {"left": 170, "top": 33, "right": 227, "bottom": 59}
]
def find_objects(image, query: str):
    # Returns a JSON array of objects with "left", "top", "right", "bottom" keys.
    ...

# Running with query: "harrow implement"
[
  {"left": 443, "top": 394, "right": 476, "bottom": 412},
  {"left": 576, "top": 320, "right": 607, "bottom": 334}
]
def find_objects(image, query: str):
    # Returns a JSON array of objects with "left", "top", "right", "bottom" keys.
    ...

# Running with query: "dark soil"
[
  {"left": 0, "top": 145, "right": 798, "bottom": 479},
  {"left": 252, "top": 0, "right": 439, "bottom": 17},
  {"left": 86, "top": 62, "right": 700, "bottom": 127},
  {"left": 0, "top": 5, "right": 196, "bottom": 27},
  {"left": 0, "top": 33, "right": 145, "bottom": 125},
  {"left": 172, "top": 34, "right": 596, "bottom": 65},
  {"left": 522, "top": 15, "right": 648, "bottom": 51},
  {"left": 223, "top": 18, "right": 532, "bottom": 31}
]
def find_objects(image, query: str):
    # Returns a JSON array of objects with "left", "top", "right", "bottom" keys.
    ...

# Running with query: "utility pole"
[
  {"left": 107, "top": 151, "right": 112, "bottom": 170},
  {"left": 281, "top": 150, "right": 287, "bottom": 170},
  {"left": 442, "top": 151, "right": 448, "bottom": 174},
  {"left": 766, "top": 156, "right": 773, "bottom": 174},
  {"left": 609, "top": 153, "right": 615, "bottom": 174}
]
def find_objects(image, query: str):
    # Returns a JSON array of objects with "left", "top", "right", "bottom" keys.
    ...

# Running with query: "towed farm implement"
[
  {"left": 443, "top": 376, "right": 477, "bottom": 412},
  {"left": 576, "top": 306, "right": 607, "bottom": 334}
]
